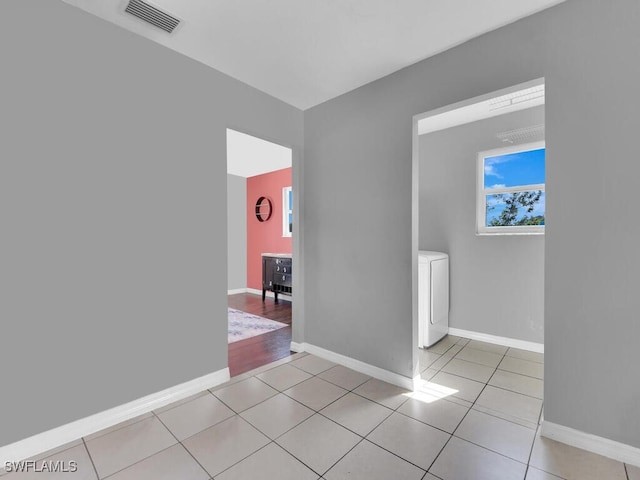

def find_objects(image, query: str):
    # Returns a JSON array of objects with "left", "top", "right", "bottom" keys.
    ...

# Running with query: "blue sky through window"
[{"left": 484, "top": 148, "right": 545, "bottom": 189}]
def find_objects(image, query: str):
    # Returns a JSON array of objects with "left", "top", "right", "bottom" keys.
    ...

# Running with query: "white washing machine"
[{"left": 418, "top": 251, "right": 449, "bottom": 348}]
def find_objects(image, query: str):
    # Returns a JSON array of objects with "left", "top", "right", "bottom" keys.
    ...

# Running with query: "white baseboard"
[
  {"left": 0, "top": 368, "right": 230, "bottom": 464},
  {"left": 290, "top": 341, "right": 305, "bottom": 353},
  {"left": 448, "top": 327, "right": 544, "bottom": 353},
  {"left": 246, "top": 288, "right": 292, "bottom": 301},
  {"left": 542, "top": 421, "right": 640, "bottom": 468},
  {"left": 227, "top": 288, "right": 247, "bottom": 295},
  {"left": 228, "top": 288, "right": 293, "bottom": 302},
  {"left": 299, "top": 343, "right": 413, "bottom": 391}
]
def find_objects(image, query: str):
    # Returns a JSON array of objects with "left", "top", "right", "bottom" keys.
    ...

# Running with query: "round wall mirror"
[{"left": 255, "top": 196, "right": 272, "bottom": 222}]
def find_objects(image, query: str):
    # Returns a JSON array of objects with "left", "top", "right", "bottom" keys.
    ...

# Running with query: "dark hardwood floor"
[{"left": 228, "top": 292, "right": 293, "bottom": 377}]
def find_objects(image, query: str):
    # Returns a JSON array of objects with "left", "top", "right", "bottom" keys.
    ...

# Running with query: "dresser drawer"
[
  {"left": 273, "top": 273, "right": 292, "bottom": 287},
  {"left": 262, "top": 255, "right": 292, "bottom": 301},
  {"left": 273, "top": 263, "right": 292, "bottom": 275}
]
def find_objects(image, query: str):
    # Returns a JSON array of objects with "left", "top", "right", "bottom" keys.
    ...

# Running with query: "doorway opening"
[
  {"left": 412, "top": 79, "right": 546, "bottom": 380},
  {"left": 226, "top": 128, "right": 294, "bottom": 376}
]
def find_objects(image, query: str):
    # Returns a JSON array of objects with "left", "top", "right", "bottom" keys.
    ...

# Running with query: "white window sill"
[{"left": 476, "top": 231, "right": 545, "bottom": 236}]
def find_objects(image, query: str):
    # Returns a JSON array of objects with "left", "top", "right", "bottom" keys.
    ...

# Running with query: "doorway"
[
  {"left": 412, "top": 79, "right": 546, "bottom": 378},
  {"left": 226, "top": 128, "right": 294, "bottom": 376}
]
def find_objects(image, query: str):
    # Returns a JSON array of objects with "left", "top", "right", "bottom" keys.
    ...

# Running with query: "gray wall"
[
  {"left": 0, "top": 0, "right": 302, "bottom": 447},
  {"left": 304, "top": 0, "right": 640, "bottom": 447},
  {"left": 227, "top": 174, "right": 247, "bottom": 290},
  {"left": 419, "top": 107, "right": 545, "bottom": 343}
]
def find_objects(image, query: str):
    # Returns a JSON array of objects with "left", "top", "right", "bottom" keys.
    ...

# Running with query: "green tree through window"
[{"left": 487, "top": 191, "right": 544, "bottom": 226}]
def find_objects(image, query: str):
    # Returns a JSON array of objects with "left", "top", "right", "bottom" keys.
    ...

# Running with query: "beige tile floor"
[{"left": 3, "top": 336, "right": 639, "bottom": 479}]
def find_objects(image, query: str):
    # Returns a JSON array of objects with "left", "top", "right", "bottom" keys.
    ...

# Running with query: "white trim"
[
  {"left": 298, "top": 343, "right": 414, "bottom": 390},
  {"left": 246, "top": 287, "right": 293, "bottom": 301},
  {"left": 0, "top": 368, "right": 230, "bottom": 464},
  {"left": 475, "top": 230, "right": 544, "bottom": 236},
  {"left": 415, "top": 78, "right": 545, "bottom": 133},
  {"left": 227, "top": 288, "right": 248, "bottom": 295},
  {"left": 416, "top": 80, "right": 545, "bottom": 135},
  {"left": 542, "top": 421, "right": 640, "bottom": 468},
  {"left": 289, "top": 341, "right": 305, "bottom": 353},
  {"left": 282, "top": 185, "right": 292, "bottom": 237},
  {"left": 448, "top": 327, "right": 544, "bottom": 353},
  {"left": 478, "top": 140, "right": 546, "bottom": 166}
]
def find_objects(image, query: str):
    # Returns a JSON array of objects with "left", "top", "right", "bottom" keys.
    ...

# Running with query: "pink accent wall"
[{"left": 246, "top": 167, "right": 292, "bottom": 290}]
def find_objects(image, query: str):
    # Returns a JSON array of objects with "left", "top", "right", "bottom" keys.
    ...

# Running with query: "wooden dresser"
[{"left": 262, "top": 253, "right": 292, "bottom": 302}]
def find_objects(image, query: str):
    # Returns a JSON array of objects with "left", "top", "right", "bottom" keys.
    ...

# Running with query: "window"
[
  {"left": 283, "top": 186, "right": 292, "bottom": 237},
  {"left": 477, "top": 141, "right": 545, "bottom": 235}
]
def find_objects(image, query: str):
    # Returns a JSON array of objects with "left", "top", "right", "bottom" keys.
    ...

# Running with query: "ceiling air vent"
[
  {"left": 125, "top": 0, "right": 180, "bottom": 34},
  {"left": 497, "top": 124, "right": 545, "bottom": 144}
]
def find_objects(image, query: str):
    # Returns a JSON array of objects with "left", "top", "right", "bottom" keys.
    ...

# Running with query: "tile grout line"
[
  {"left": 425, "top": 472, "right": 445, "bottom": 480},
  {"left": 80, "top": 438, "right": 101, "bottom": 480},
  {"left": 358, "top": 436, "right": 429, "bottom": 476},
  {"left": 482, "top": 381, "right": 544, "bottom": 402},
  {"left": 373, "top": 340, "right": 468, "bottom": 475},
  {"left": 82, "top": 415, "right": 185, "bottom": 479},
  {"left": 161, "top": 374, "right": 307, "bottom": 478},
  {"left": 313, "top": 436, "right": 368, "bottom": 478},
  {"left": 440, "top": 357, "right": 498, "bottom": 381},
  {"left": 432, "top": 342, "right": 543, "bottom": 406},
  {"left": 430, "top": 364, "right": 542, "bottom": 404},
  {"left": 523, "top": 417, "right": 570, "bottom": 480},
  {"left": 426, "top": 345, "right": 534, "bottom": 475},
  {"left": 275, "top": 373, "right": 380, "bottom": 441},
  {"left": 211, "top": 350, "right": 541, "bottom": 478},
  {"left": 432, "top": 340, "right": 547, "bottom": 476},
  {"left": 98, "top": 443, "right": 178, "bottom": 479},
  {"left": 317, "top": 375, "right": 371, "bottom": 393},
  {"left": 426, "top": 373, "right": 494, "bottom": 474},
  {"left": 523, "top": 422, "right": 542, "bottom": 480},
  {"left": 271, "top": 438, "right": 332, "bottom": 478},
  {"left": 215, "top": 361, "right": 352, "bottom": 430},
  {"left": 263, "top": 363, "right": 383, "bottom": 476},
  {"left": 154, "top": 391, "right": 213, "bottom": 417},
  {"left": 208, "top": 441, "right": 279, "bottom": 479},
  {"left": 153, "top": 410, "right": 229, "bottom": 480},
  {"left": 252, "top": 365, "right": 355, "bottom": 418},
  {"left": 194, "top": 361, "right": 384, "bottom": 479},
  {"left": 83, "top": 347, "right": 546, "bottom": 480},
  {"left": 91, "top": 348, "right": 546, "bottom": 480},
  {"left": 211, "top": 375, "right": 280, "bottom": 414},
  {"left": 273, "top": 346, "right": 541, "bottom": 478},
  {"left": 204, "top": 359, "right": 366, "bottom": 477},
  {"left": 82, "top": 413, "right": 153, "bottom": 443},
  {"left": 392, "top": 407, "right": 465, "bottom": 438},
  {"left": 227, "top": 351, "right": 308, "bottom": 381},
  {"left": 264, "top": 363, "right": 419, "bottom": 476},
  {"left": 494, "top": 367, "right": 544, "bottom": 382},
  {"left": 314, "top": 406, "right": 391, "bottom": 443}
]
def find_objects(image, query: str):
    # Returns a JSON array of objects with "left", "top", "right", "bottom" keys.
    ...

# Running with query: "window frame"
[
  {"left": 282, "top": 185, "right": 292, "bottom": 237},
  {"left": 476, "top": 140, "right": 546, "bottom": 236}
]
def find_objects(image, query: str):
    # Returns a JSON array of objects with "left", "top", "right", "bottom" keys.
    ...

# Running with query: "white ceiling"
[
  {"left": 61, "top": 0, "right": 564, "bottom": 110},
  {"left": 227, "top": 129, "right": 292, "bottom": 178}
]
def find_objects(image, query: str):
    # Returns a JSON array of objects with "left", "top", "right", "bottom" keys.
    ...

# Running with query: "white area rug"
[{"left": 228, "top": 308, "right": 288, "bottom": 343}]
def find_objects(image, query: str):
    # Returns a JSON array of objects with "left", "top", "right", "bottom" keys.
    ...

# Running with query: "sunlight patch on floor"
[{"left": 406, "top": 380, "right": 458, "bottom": 404}]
